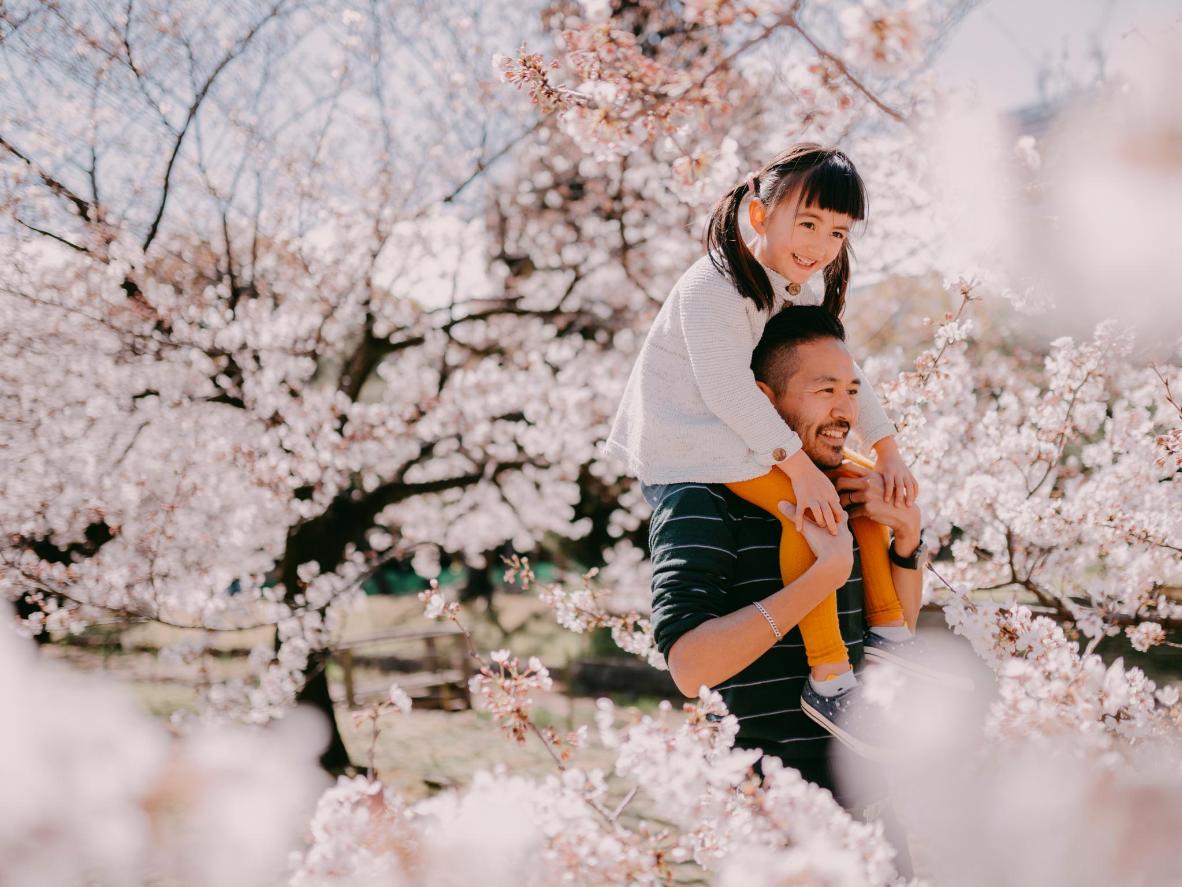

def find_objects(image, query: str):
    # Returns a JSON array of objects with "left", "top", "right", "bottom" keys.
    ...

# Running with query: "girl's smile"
[{"left": 749, "top": 188, "right": 855, "bottom": 287}]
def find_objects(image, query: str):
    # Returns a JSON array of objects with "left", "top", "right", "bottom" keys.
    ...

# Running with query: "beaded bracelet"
[{"left": 752, "top": 600, "right": 782, "bottom": 641}]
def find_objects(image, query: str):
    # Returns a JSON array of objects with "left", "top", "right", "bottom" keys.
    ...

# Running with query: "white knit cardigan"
[{"left": 605, "top": 255, "right": 896, "bottom": 484}]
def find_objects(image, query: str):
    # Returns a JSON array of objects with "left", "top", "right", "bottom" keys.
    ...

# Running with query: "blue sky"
[{"left": 932, "top": 0, "right": 1180, "bottom": 111}]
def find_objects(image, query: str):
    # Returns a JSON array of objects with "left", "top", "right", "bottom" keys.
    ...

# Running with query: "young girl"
[{"left": 607, "top": 144, "right": 924, "bottom": 749}]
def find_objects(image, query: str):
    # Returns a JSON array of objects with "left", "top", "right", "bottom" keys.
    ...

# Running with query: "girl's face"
[{"left": 749, "top": 187, "right": 854, "bottom": 287}]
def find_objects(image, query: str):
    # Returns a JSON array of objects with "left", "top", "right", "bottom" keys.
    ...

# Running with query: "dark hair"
[
  {"left": 704, "top": 143, "right": 867, "bottom": 316},
  {"left": 751, "top": 305, "right": 846, "bottom": 395}
]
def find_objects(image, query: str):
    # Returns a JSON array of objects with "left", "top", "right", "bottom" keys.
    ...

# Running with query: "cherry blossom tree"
[
  {"left": 1, "top": 0, "right": 969, "bottom": 771},
  {"left": 0, "top": 0, "right": 607, "bottom": 768},
  {"left": 5, "top": 0, "right": 1182, "bottom": 882}
]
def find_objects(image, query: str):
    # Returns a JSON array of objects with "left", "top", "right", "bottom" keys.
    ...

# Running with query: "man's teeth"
[{"left": 821, "top": 429, "right": 847, "bottom": 440}]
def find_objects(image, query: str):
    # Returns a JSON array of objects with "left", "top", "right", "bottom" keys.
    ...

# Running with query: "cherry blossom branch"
[
  {"left": 679, "top": 6, "right": 802, "bottom": 107},
  {"left": 911, "top": 277, "right": 980, "bottom": 388},
  {"left": 1153, "top": 365, "right": 1182, "bottom": 419},
  {"left": 439, "top": 120, "right": 544, "bottom": 207},
  {"left": 417, "top": 583, "right": 623, "bottom": 828},
  {"left": 1095, "top": 521, "right": 1182, "bottom": 557},
  {"left": 3, "top": 559, "right": 284, "bottom": 633},
  {"left": 1026, "top": 370, "right": 1100, "bottom": 497},
  {"left": 502, "top": 555, "right": 660, "bottom": 667},
  {"left": 786, "top": 18, "right": 906, "bottom": 122}
]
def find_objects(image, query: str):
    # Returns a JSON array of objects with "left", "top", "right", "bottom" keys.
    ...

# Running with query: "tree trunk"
[{"left": 297, "top": 649, "right": 352, "bottom": 774}]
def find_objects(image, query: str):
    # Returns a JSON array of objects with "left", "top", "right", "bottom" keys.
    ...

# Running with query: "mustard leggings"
[{"left": 726, "top": 455, "right": 904, "bottom": 669}]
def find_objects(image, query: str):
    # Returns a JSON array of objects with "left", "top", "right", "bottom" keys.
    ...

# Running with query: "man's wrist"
[
  {"left": 892, "top": 527, "right": 922, "bottom": 558},
  {"left": 806, "top": 555, "right": 853, "bottom": 588}
]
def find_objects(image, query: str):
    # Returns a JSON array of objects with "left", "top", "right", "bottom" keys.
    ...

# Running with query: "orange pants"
[{"left": 726, "top": 451, "right": 904, "bottom": 668}]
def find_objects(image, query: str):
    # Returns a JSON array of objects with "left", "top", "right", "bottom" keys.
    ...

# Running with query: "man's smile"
[{"left": 817, "top": 423, "right": 849, "bottom": 444}]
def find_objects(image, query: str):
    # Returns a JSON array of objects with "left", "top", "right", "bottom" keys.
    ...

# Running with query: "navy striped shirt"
[{"left": 649, "top": 483, "right": 866, "bottom": 764}]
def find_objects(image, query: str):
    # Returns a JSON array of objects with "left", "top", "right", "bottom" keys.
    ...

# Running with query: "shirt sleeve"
[
  {"left": 649, "top": 485, "right": 739, "bottom": 660},
  {"left": 678, "top": 281, "right": 802, "bottom": 463},
  {"left": 851, "top": 358, "right": 897, "bottom": 449}
]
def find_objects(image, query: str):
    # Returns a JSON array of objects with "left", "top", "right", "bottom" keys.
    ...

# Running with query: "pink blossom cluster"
[
  {"left": 288, "top": 658, "right": 901, "bottom": 886},
  {"left": 496, "top": 0, "right": 934, "bottom": 169},
  {"left": 0, "top": 606, "right": 329, "bottom": 887},
  {"left": 505, "top": 554, "right": 665, "bottom": 670},
  {"left": 838, "top": 0, "right": 930, "bottom": 74},
  {"left": 469, "top": 648, "right": 557, "bottom": 745}
]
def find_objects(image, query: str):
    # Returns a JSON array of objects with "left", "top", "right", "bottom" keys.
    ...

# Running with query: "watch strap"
[{"left": 889, "top": 539, "right": 923, "bottom": 570}]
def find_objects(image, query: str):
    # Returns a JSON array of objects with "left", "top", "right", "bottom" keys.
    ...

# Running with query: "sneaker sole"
[
  {"left": 800, "top": 697, "right": 894, "bottom": 763},
  {"left": 863, "top": 646, "right": 975, "bottom": 690}
]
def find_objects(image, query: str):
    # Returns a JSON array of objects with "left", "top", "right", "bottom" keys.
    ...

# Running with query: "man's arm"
[
  {"left": 834, "top": 464, "right": 924, "bottom": 632},
  {"left": 667, "top": 554, "right": 851, "bottom": 697},
  {"left": 890, "top": 527, "right": 923, "bottom": 632}
]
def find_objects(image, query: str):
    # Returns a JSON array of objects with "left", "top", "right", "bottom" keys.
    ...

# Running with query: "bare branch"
[
  {"left": 0, "top": 133, "right": 100, "bottom": 223},
  {"left": 13, "top": 217, "right": 88, "bottom": 253},
  {"left": 142, "top": 0, "right": 290, "bottom": 252}
]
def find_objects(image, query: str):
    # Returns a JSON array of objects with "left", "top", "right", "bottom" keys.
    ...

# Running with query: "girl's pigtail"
[
  {"left": 705, "top": 178, "right": 775, "bottom": 313},
  {"left": 822, "top": 241, "right": 852, "bottom": 317}
]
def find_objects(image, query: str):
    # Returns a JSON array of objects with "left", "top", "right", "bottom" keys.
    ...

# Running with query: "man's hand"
[
  {"left": 833, "top": 462, "right": 923, "bottom": 555},
  {"left": 778, "top": 500, "right": 854, "bottom": 580}
]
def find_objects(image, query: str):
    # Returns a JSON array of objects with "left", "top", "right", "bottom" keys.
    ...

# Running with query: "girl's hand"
[
  {"left": 776, "top": 448, "right": 842, "bottom": 535},
  {"left": 871, "top": 437, "right": 918, "bottom": 508},
  {"left": 778, "top": 501, "right": 854, "bottom": 579}
]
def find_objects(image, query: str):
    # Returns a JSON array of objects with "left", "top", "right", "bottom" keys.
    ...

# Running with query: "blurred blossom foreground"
[{"left": 2, "top": 0, "right": 1182, "bottom": 885}]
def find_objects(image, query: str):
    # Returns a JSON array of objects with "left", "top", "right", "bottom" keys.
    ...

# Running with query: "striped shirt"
[{"left": 649, "top": 482, "right": 866, "bottom": 765}]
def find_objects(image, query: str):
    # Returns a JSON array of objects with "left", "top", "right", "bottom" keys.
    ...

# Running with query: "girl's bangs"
[{"left": 794, "top": 157, "right": 866, "bottom": 221}]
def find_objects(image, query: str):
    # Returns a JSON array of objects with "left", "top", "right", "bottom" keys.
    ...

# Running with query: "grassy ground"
[
  {"left": 42, "top": 591, "right": 680, "bottom": 799},
  {"left": 42, "top": 593, "right": 687, "bottom": 854},
  {"left": 40, "top": 586, "right": 1182, "bottom": 885}
]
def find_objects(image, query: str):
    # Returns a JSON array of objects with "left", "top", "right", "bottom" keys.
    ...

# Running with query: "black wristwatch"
[{"left": 889, "top": 538, "right": 925, "bottom": 570}]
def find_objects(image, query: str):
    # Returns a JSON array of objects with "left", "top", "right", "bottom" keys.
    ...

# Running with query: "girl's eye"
[
  {"left": 800, "top": 221, "right": 815, "bottom": 230},
  {"left": 832, "top": 231, "right": 845, "bottom": 240}
]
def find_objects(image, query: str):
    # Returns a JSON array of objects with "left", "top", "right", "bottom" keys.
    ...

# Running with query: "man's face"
[{"left": 759, "top": 338, "right": 860, "bottom": 469}]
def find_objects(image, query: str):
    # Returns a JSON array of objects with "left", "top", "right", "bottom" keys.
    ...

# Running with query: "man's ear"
[
  {"left": 755, "top": 380, "right": 776, "bottom": 403},
  {"left": 748, "top": 198, "right": 767, "bottom": 235}
]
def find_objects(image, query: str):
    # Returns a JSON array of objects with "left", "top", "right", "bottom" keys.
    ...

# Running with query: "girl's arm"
[
  {"left": 677, "top": 279, "right": 801, "bottom": 462},
  {"left": 850, "top": 359, "right": 919, "bottom": 506},
  {"left": 850, "top": 358, "right": 896, "bottom": 452}
]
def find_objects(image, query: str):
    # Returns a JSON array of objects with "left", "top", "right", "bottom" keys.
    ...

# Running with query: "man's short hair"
[{"left": 751, "top": 305, "right": 847, "bottom": 395}]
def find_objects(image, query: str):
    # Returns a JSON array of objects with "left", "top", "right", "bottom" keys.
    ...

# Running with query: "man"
[{"left": 646, "top": 305, "right": 925, "bottom": 867}]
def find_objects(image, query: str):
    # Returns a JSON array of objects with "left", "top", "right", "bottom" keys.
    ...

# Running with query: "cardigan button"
[{"left": 771, "top": 447, "right": 788, "bottom": 462}]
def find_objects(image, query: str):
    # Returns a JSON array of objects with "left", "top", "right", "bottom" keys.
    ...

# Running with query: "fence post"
[{"left": 340, "top": 648, "right": 355, "bottom": 708}]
